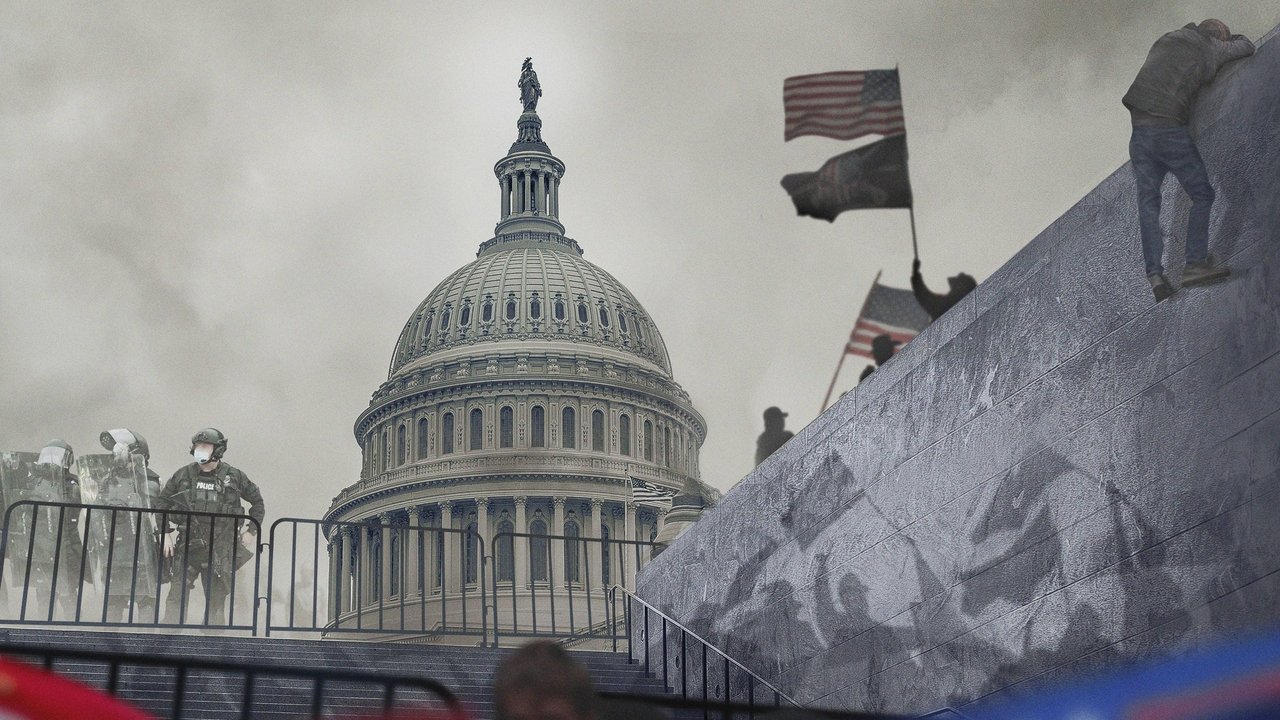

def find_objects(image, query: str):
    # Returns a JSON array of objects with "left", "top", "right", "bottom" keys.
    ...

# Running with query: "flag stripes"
[{"left": 783, "top": 69, "right": 905, "bottom": 142}]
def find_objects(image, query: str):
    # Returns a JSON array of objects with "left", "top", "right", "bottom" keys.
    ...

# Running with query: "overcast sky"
[{"left": 3, "top": 2, "right": 1276, "bottom": 524}]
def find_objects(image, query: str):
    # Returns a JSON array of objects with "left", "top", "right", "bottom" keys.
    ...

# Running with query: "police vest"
[{"left": 185, "top": 465, "right": 242, "bottom": 516}]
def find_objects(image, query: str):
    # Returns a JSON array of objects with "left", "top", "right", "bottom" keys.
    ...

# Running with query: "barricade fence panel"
[
  {"left": 266, "top": 517, "right": 488, "bottom": 640},
  {"left": 0, "top": 500, "right": 260, "bottom": 632}
]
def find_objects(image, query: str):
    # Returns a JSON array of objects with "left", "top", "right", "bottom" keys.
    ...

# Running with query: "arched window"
[
  {"left": 495, "top": 519, "right": 515, "bottom": 582},
  {"left": 397, "top": 424, "right": 407, "bottom": 465},
  {"left": 469, "top": 408, "right": 483, "bottom": 451},
  {"left": 600, "top": 523, "right": 611, "bottom": 585},
  {"left": 417, "top": 418, "right": 429, "bottom": 460},
  {"left": 591, "top": 410, "right": 605, "bottom": 452},
  {"left": 562, "top": 407, "right": 576, "bottom": 449},
  {"left": 382, "top": 429, "right": 390, "bottom": 470},
  {"left": 619, "top": 414, "right": 631, "bottom": 456},
  {"left": 563, "top": 520, "right": 581, "bottom": 584},
  {"left": 643, "top": 420, "right": 654, "bottom": 461},
  {"left": 530, "top": 518, "right": 549, "bottom": 582},
  {"left": 500, "top": 406, "right": 514, "bottom": 448},
  {"left": 441, "top": 413, "right": 454, "bottom": 454},
  {"left": 664, "top": 427, "right": 672, "bottom": 467},
  {"left": 464, "top": 519, "right": 478, "bottom": 584},
  {"left": 433, "top": 529, "right": 445, "bottom": 590},
  {"left": 531, "top": 406, "right": 545, "bottom": 448}
]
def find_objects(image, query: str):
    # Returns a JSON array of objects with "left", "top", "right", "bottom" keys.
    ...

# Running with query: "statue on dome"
[{"left": 519, "top": 57, "right": 542, "bottom": 112}]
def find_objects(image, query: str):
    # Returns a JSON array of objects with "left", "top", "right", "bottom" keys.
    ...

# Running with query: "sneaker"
[
  {"left": 1182, "top": 261, "right": 1230, "bottom": 287},
  {"left": 1148, "top": 273, "right": 1175, "bottom": 302}
]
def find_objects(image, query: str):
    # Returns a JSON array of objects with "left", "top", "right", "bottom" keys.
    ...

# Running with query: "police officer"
[
  {"left": 157, "top": 428, "right": 264, "bottom": 625},
  {"left": 95, "top": 428, "right": 163, "bottom": 621},
  {"left": 26, "top": 440, "right": 84, "bottom": 619}
]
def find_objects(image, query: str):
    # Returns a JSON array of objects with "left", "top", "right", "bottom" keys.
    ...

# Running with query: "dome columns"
[{"left": 495, "top": 157, "right": 565, "bottom": 235}]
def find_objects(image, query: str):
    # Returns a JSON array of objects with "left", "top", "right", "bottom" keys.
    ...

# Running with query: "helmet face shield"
[
  {"left": 103, "top": 428, "right": 137, "bottom": 449},
  {"left": 37, "top": 444, "right": 73, "bottom": 470}
]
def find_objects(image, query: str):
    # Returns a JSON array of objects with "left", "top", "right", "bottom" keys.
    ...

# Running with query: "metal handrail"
[{"left": 612, "top": 584, "right": 801, "bottom": 708}]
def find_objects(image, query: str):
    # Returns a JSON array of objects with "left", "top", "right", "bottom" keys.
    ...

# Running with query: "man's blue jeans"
[{"left": 1129, "top": 125, "right": 1215, "bottom": 276}]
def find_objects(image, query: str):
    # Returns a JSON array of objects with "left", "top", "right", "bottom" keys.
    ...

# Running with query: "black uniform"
[{"left": 157, "top": 461, "right": 264, "bottom": 624}]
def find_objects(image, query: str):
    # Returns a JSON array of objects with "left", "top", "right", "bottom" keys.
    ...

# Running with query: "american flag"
[
  {"left": 784, "top": 68, "right": 905, "bottom": 142},
  {"left": 629, "top": 476, "right": 676, "bottom": 505},
  {"left": 846, "top": 280, "right": 932, "bottom": 359}
]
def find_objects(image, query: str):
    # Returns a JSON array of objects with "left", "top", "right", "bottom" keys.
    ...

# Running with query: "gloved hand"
[{"left": 162, "top": 532, "right": 176, "bottom": 558}]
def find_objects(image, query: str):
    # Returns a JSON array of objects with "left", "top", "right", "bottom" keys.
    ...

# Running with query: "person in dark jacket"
[
  {"left": 1123, "top": 19, "right": 1255, "bottom": 301},
  {"left": 911, "top": 259, "right": 975, "bottom": 321},
  {"left": 157, "top": 428, "right": 264, "bottom": 625},
  {"left": 754, "top": 407, "right": 794, "bottom": 467},
  {"left": 859, "top": 334, "right": 901, "bottom": 383}
]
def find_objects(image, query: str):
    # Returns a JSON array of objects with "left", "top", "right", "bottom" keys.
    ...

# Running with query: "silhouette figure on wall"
[
  {"left": 755, "top": 407, "right": 794, "bottom": 467},
  {"left": 911, "top": 258, "right": 975, "bottom": 321},
  {"left": 859, "top": 334, "right": 902, "bottom": 382}
]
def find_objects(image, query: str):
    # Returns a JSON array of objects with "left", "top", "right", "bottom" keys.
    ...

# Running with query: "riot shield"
[
  {"left": 0, "top": 451, "right": 83, "bottom": 620},
  {"left": 76, "top": 453, "right": 159, "bottom": 622}
]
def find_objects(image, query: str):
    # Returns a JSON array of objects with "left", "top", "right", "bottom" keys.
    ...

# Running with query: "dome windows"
[
  {"left": 442, "top": 412, "right": 455, "bottom": 454},
  {"left": 619, "top": 414, "right": 632, "bottom": 456},
  {"left": 469, "top": 408, "right": 484, "bottom": 450},
  {"left": 530, "top": 293, "right": 542, "bottom": 320},
  {"left": 618, "top": 309, "right": 629, "bottom": 334},
  {"left": 505, "top": 293, "right": 518, "bottom": 321},
  {"left": 531, "top": 405, "right": 546, "bottom": 447},
  {"left": 643, "top": 420, "right": 653, "bottom": 461},
  {"left": 553, "top": 295, "right": 566, "bottom": 321},
  {"left": 562, "top": 407, "right": 576, "bottom": 449},
  {"left": 500, "top": 406, "right": 514, "bottom": 448},
  {"left": 482, "top": 295, "right": 494, "bottom": 323},
  {"left": 576, "top": 297, "right": 589, "bottom": 324},
  {"left": 459, "top": 301, "right": 472, "bottom": 327},
  {"left": 417, "top": 418, "right": 429, "bottom": 460},
  {"left": 591, "top": 410, "right": 605, "bottom": 452},
  {"left": 598, "top": 305, "right": 610, "bottom": 328}
]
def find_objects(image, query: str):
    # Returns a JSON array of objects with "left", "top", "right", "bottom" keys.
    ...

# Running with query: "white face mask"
[{"left": 193, "top": 448, "right": 212, "bottom": 464}]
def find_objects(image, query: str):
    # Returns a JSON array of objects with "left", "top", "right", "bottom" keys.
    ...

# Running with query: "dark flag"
[
  {"left": 846, "top": 280, "right": 931, "bottom": 359},
  {"left": 780, "top": 133, "right": 912, "bottom": 222}
]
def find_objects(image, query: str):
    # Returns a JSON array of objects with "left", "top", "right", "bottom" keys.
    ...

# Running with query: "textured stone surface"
[{"left": 639, "top": 25, "right": 1280, "bottom": 717}]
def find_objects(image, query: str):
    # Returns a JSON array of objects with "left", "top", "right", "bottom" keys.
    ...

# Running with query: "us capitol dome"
[{"left": 321, "top": 60, "right": 707, "bottom": 638}]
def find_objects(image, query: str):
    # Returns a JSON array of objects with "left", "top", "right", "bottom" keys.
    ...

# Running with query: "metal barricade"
[
  {"left": 487, "top": 531, "right": 657, "bottom": 646},
  {"left": 0, "top": 640, "right": 464, "bottom": 720},
  {"left": 0, "top": 500, "right": 261, "bottom": 633},
  {"left": 266, "top": 517, "right": 487, "bottom": 641}
]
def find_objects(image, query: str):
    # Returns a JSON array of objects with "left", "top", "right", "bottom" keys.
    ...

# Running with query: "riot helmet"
[
  {"left": 36, "top": 439, "right": 75, "bottom": 471},
  {"left": 190, "top": 427, "right": 228, "bottom": 463},
  {"left": 100, "top": 428, "right": 150, "bottom": 462}
]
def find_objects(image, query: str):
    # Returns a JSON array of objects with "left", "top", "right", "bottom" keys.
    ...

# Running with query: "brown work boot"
[{"left": 1182, "top": 261, "right": 1230, "bottom": 287}]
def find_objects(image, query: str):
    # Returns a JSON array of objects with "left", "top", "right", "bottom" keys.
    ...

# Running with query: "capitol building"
[{"left": 320, "top": 62, "right": 708, "bottom": 640}]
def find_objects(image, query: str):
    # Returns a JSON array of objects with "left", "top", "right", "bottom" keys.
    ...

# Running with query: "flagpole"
[
  {"left": 896, "top": 64, "right": 920, "bottom": 263},
  {"left": 820, "top": 268, "right": 881, "bottom": 414}
]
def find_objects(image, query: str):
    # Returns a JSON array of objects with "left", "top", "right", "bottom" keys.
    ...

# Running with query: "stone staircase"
[{"left": 0, "top": 629, "right": 674, "bottom": 719}]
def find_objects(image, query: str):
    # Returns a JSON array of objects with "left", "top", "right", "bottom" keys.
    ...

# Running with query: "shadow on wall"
[{"left": 677, "top": 444, "right": 1210, "bottom": 709}]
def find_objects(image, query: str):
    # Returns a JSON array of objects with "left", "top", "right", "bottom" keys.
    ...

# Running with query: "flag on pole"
[
  {"left": 784, "top": 68, "right": 905, "bottom": 142},
  {"left": 629, "top": 477, "right": 676, "bottom": 505},
  {"left": 845, "top": 280, "right": 932, "bottom": 359},
  {"left": 780, "top": 133, "right": 912, "bottom": 222}
]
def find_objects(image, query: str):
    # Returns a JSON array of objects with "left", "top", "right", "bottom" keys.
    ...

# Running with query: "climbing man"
[{"left": 1123, "top": 19, "right": 1255, "bottom": 301}]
